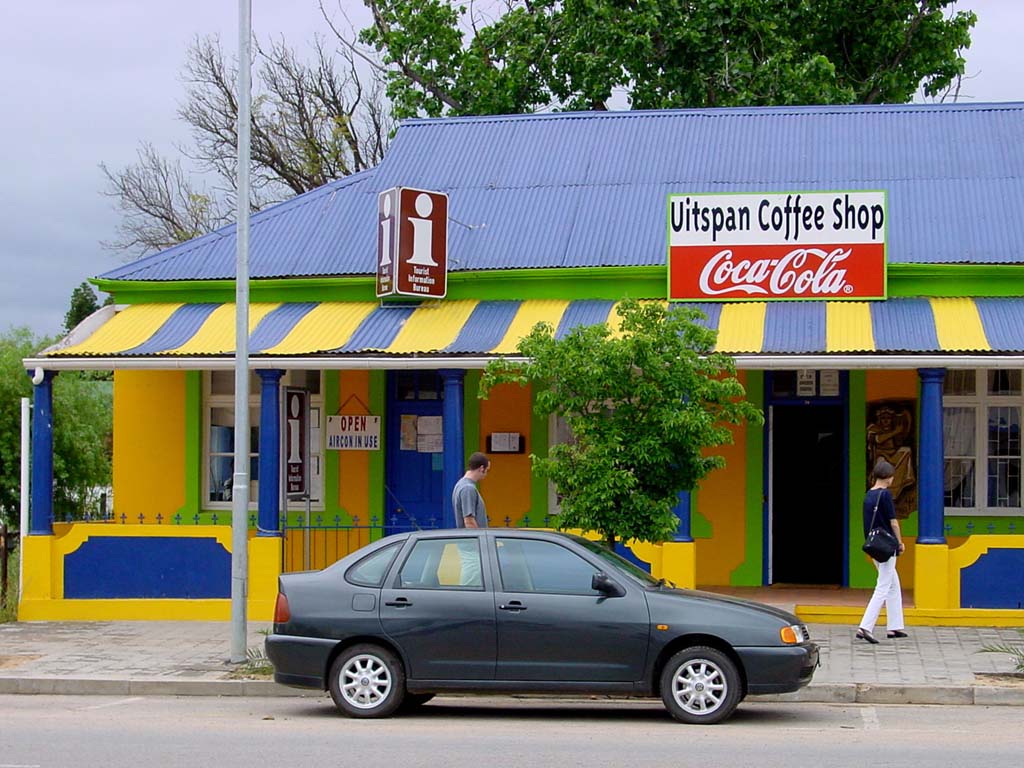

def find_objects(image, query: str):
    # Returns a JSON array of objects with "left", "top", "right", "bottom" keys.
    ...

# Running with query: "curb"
[
  {"left": 0, "top": 678, "right": 315, "bottom": 697},
  {"left": 756, "top": 682, "right": 1024, "bottom": 706},
  {"left": 1, "top": 678, "right": 1023, "bottom": 706}
]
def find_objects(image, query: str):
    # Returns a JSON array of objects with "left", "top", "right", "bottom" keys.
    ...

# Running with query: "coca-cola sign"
[{"left": 668, "top": 191, "right": 887, "bottom": 300}]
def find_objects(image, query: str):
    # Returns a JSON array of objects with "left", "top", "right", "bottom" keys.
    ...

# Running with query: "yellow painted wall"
[
  {"left": 695, "top": 418, "right": 749, "bottom": 585},
  {"left": 479, "top": 382, "right": 533, "bottom": 526},
  {"left": 337, "top": 370, "right": 370, "bottom": 521},
  {"left": 113, "top": 371, "right": 186, "bottom": 520}
]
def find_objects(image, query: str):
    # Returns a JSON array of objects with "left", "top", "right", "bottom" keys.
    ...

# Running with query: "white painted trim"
[
  {"left": 23, "top": 354, "right": 1024, "bottom": 372},
  {"left": 36, "top": 304, "right": 117, "bottom": 355}
]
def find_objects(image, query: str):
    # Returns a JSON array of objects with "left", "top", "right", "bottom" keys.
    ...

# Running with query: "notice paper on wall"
[{"left": 489, "top": 432, "right": 521, "bottom": 453}]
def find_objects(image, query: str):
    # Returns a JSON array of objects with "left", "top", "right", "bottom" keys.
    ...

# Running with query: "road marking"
[
  {"left": 0, "top": 764, "right": 42, "bottom": 767},
  {"left": 76, "top": 696, "right": 144, "bottom": 711},
  {"left": 861, "top": 706, "right": 881, "bottom": 731}
]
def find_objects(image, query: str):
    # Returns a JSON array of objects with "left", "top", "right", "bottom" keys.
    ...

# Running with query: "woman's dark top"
[{"left": 863, "top": 487, "right": 896, "bottom": 537}]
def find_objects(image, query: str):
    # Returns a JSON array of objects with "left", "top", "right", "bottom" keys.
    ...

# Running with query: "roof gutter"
[{"left": 22, "top": 353, "right": 1024, "bottom": 372}]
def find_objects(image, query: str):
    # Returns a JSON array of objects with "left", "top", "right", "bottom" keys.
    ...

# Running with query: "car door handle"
[
  {"left": 385, "top": 598, "right": 413, "bottom": 608},
  {"left": 498, "top": 601, "right": 527, "bottom": 611}
]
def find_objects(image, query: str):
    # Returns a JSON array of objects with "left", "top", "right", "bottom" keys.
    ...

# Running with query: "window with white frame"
[
  {"left": 943, "top": 369, "right": 1022, "bottom": 515},
  {"left": 204, "top": 370, "right": 323, "bottom": 509},
  {"left": 546, "top": 414, "right": 574, "bottom": 516}
]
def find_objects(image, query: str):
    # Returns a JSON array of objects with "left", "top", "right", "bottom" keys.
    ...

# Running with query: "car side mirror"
[{"left": 591, "top": 572, "right": 625, "bottom": 597}]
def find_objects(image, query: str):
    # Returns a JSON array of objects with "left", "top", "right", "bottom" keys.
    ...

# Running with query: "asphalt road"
[{"left": 0, "top": 694, "right": 1020, "bottom": 767}]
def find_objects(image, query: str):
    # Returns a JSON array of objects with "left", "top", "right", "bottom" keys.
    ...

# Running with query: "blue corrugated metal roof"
[{"left": 98, "top": 102, "right": 1024, "bottom": 282}]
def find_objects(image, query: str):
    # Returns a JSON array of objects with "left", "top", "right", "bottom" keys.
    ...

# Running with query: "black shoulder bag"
[{"left": 862, "top": 490, "right": 899, "bottom": 562}]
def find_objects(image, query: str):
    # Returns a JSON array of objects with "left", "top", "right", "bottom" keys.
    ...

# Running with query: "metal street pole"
[
  {"left": 230, "top": 0, "right": 253, "bottom": 664},
  {"left": 20, "top": 397, "right": 29, "bottom": 600}
]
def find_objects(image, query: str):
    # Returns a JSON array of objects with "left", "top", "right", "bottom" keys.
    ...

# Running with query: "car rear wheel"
[
  {"left": 660, "top": 646, "right": 741, "bottom": 725},
  {"left": 329, "top": 644, "right": 406, "bottom": 718}
]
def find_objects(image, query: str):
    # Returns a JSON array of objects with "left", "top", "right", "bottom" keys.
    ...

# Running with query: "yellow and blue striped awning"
[{"left": 46, "top": 297, "right": 1024, "bottom": 360}]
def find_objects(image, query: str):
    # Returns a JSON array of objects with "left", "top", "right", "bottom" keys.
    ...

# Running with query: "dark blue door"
[{"left": 385, "top": 371, "right": 444, "bottom": 533}]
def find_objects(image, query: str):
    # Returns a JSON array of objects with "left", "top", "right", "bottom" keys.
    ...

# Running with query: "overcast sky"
[{"left": 1, "top": 1, "right": 1021, "bottom": 338}]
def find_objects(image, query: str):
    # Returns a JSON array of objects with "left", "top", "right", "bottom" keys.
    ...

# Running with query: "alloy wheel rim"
[
  {"left": 671, "top": 659, "right": 727, "bottom": 715},
  {"left": 340, "top": 654, "right": 392, "bottom": 709}
]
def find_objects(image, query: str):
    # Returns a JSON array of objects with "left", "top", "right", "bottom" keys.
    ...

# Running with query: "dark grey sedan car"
[{"left": 266, "top": 529, "right": 818, "bottom": 724}]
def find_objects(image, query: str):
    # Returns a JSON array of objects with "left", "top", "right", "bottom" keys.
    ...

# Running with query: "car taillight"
[{"left": 274, "top": 592, "right": 291, "bottom": 623}]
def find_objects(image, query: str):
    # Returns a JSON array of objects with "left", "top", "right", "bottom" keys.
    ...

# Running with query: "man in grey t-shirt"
[
  {"left": 452, "top": 452, "right": 490, "bottom": 585},
  {"left": 452, "top": 451, "right": 490, "bottom": 528}
]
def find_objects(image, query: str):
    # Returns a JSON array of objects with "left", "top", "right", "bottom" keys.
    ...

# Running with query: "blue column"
[
  {"left": 28, "top": 369, "right": 56, "bottom": 535},
  {"left": 673, "top": 490, "right": 693, "bottom": 542},
  {"left": 257, "top": 369, "right": 284, "bottom": 535},
  {"left": 440, "top": 369, "right": 466, "bottom": 529},
  {"left": 917, "top": 368, "right": 946, "bottom": 544}
]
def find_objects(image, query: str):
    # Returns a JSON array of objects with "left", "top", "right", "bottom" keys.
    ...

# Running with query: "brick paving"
[{"left": 0, "top": 619, "right": 1019, "bottom": 686}]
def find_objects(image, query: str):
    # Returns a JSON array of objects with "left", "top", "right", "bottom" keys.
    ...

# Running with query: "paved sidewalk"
[{"left": 1, "top": 620, "right": 1022, "bottom": 705}]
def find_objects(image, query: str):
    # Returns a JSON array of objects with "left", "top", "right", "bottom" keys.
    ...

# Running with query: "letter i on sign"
[
  {"left": 376, "top": 188, "right": 400, "bottom": 297},
  {"left": 287, "top": 393, "right": 302, "bottom": 464},
  {"left": 408, "top": 193, "right": 439, "bottom": 267},
  {"left": 379, "top": 193, "right": 393, "bottom": 266}
]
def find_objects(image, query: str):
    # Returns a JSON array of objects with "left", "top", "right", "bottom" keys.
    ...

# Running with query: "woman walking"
[{"left": 856, "top": 459, "right": 908, "bottom": 644}]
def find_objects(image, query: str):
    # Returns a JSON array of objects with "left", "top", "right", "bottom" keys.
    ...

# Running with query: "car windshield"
[{"left": 572, "top": 536, "right": 663, "bottom": 587}]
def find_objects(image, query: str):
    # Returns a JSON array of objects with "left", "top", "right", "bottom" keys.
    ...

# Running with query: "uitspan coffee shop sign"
[{"left": 668, "top": 191, "right": 887, "bottom": 301}]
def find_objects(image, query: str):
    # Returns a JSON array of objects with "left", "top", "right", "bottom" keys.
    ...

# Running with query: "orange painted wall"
[
  {"left": 694, "top": 399, "right": 750, "bottom": 585},
  {"left": 864, "top": 368, "right": 919, "bottom": 589},
  {"left": 113, "top": 371, "right": 185, "bottom": 519},
  {"left": 866, "top": 370, "right": 918, "bottom": 401},
  {"left": 337, "top": 370, "right": 370, "bottom": 521},
  {"left": 479, "top": 383, "right": 533, "bottom": 526}
]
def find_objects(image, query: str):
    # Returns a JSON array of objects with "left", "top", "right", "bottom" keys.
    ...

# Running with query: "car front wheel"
[
  {"left": 328, "top": 644, "right": 406, "bottom": 718},
  {"left": 660, "top": 646, "right": 741, "bottom": 725}
]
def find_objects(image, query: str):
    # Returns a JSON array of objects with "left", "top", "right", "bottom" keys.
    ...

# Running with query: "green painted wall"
[
  {"left": 731, "top": 371, "right": 764, "bottom": 586},
  {"left": 323, "top": 370, "right": 341, "bottom": 521},
  {"left": 464, "top": 370, "right": 481, "bottom": 456},
  {"left": 96, "top": 263, "right": 1024, "bottom": 306},
  {"left": 846, "top": 371, "right": 875, "bottom": 588},
  {"left": 368, "top": 371, "right": 387, "bottom": 525}
]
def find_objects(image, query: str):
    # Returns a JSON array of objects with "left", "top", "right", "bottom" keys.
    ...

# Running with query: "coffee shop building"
[{"left": 21, "top": 101, "right": 1024, "bottom": 622}]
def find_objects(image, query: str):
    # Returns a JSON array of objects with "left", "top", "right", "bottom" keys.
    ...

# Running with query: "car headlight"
[{"left": 780, "top": 624, "right": 807, "bottom": 644}]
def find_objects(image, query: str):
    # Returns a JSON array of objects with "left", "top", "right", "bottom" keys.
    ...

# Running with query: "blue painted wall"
[
  {"left": 961, "top": 549, "right": 1024, "bottom": 608},
  {"left": 64, "top": 536, "right": 231, "bottom": 599}
]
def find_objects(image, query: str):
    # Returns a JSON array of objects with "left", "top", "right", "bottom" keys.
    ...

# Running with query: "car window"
[
  {"left": 496, "top": 538, "right": 601, "bottom": 595},
  {"left": 346, "top": 542, "right": 401, "bottom": 587},
  {"left": 574, "top": 536, "right": 661, "bottom": 586},
  {"left": 397, "top": 538, "right": 484, "bottom": 590}
]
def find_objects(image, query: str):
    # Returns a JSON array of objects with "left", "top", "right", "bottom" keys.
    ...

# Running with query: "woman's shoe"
[
  {"left": 887, "top": 630, "right": 908, "bottom": 639},
  {"left": 856, "top": 628, "right": 880, "bottom": 644}
]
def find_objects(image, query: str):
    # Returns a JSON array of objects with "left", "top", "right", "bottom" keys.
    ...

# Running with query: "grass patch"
[
  {"left": 1, "top": 545, "right": 19, "bottom": 623},
  {"left": 224, "top": 645, "right": 275, "bottom": 680}
]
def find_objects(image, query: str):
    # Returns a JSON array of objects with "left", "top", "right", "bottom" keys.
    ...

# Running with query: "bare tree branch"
[
  {"left": 100, "top": 143, "right": 230, "bottom": 257},
  {"left": 103, "top": 33, "right": 392, "bottom": 259}
]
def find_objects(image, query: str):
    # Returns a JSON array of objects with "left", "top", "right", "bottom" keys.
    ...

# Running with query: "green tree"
[
  {"left": 0, "top": 329, "right": 112, "bottom": 529},
  {"left": 360, "top": 0, "right": 976, "bottom": 118},
  {"left": 64, "top": 282, "right": 101, "bottom": 334},
  {"left": 481, "top": 299, "right": 762, "bottom": 548}
]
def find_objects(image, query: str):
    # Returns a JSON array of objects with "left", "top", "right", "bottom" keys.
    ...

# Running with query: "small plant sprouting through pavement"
[
  {"left": 981, "top": 629, "right": 1024, "bottom": 673},
  {"left": 243, "top": 646, "right": 274, "bottom": 676}
]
